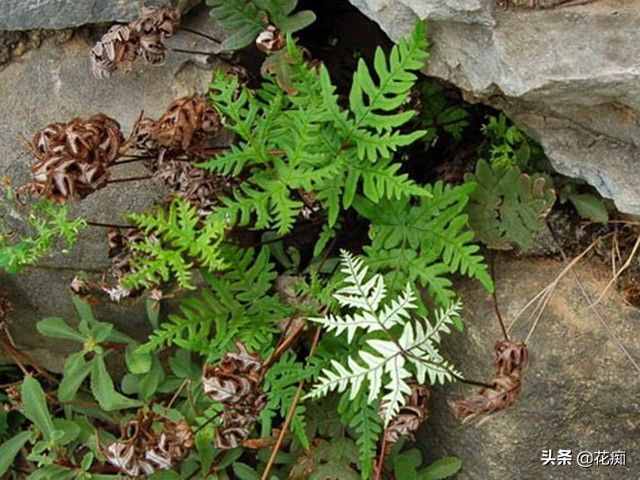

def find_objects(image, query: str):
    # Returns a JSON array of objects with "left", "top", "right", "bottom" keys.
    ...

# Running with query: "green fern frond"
[
  {"left": 260, "top": 353, "right": 310, "bottom": 448},
  {"left": 138, "top": 246, "right": 291, "bottom": 360},
  {"left": 305, "top": 251, "right": 462, "bottom": 426},
  {"left": 124, "top": 198, "right": 226, "bottom": 290},
  {"left": 353, "top": 181, "right": 493, "bottom": 306}
]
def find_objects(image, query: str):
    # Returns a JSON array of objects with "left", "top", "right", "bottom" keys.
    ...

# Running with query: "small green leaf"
[
  {"left": 0, "top": 431, "right": 31, "bottom": 476},
  {"left": 126, "top": 344, "right": 152, "bottom": 375},
  {"left": 72, "top": 295, "right": 96, "bottom": 323},
  {"left": 90, "top": 355, "right": 142, "bottom": 411},
  {"left": 21, "top": 376, "right": 55, "bottom": 440},
  {"left": 146, "top": 297, "right": 160, "bottom": 329},
  {"left": 195, "top": 428, "right": 216, "bottom": 474},
  {"left": 277, "top": 10, "right": 316, "bottom": 33},
  {"left": 233, "top": 462, "right": 260, "bottom": 480},
  {"left": 419, "top": 457, "right": 462, "bottom": 480},
  {"left": 36, "top": 317, "right": 85, "bottom": 343},
  {"left": 138, "top": 356, "right": 165, "bottom": 401},
  {"left": 393, "top": 449, "right": 422, "bottom": 480},
  {"left": 52, "top": 418, "right": 81, "bottom": 445},
  {"left": 568, "top": 193, "right": 609, "bottom": 224},
  {"left": 58, "top": 352, "right": 93, "bottom": 402},
  {"left": 81, "top": 451, "right": 94, "bottom": 471}
]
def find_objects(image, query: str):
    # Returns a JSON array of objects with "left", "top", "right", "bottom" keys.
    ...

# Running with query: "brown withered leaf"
[
  {"left": 153, "top": 95, "right": 221, "bottom": 153},
  {"left": 384, "top": 384, "right": 430, "bottom": 455},
  {"left": 256, "top": 25, "right": 286, "bottom": 54},
  {"left": 91, "top": 25, "right": 140, "bottom": 79},
  {"left": 449, "top": 340, "right": 528, "bottom": 424},
  {"left": 25, "top": 114, "right": 124, "bottom": 202},
  {"left": 203, "top": 343, "right": 267, "bottom": 449},
  {"left": 106, "top": 411, "right": 193, "bottom": 477},
  {"left": 91, "top": 6, "right": 181, "bottom": 78}
]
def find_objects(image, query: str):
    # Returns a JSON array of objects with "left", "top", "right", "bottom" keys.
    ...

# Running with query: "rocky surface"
[
  {"left": 348, "top": 0, "right": 640, "bottom": 215},
  {"left": 0, "top": 0, "right": 174, "bottom": 31},
  {"left": 420, "top": 254, "right": 640, "bottom": 478},
  {"left": 0, "top": 6, "right": 222, "bottom": 371}
]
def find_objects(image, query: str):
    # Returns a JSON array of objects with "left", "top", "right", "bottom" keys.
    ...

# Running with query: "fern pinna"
[
  {"left": 305, "top": 251, "right": 462, "bottom": 425},
  {"left": 353, "top": 181, "right": 493, "bottom": 308},
  {"left": 138, "top": 246, "right": 292, "bottom": 361},
  {"left": 200, "top": 22, "right": 430, "bottom": 236}
]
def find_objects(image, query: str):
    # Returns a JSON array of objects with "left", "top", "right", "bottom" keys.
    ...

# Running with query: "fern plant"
[
  {"left": 207, "top": 0, "right": 316, "bottom": 51},
  {"left": 305, "top": 251, "right": 462, "bottom": 425},
  {"left": 0, "top": 189, "right": 86, "bottom": 274},
  {"left": 201, "top": 22, "right": 430, "bottom": 236},
  {"left": 138, "top": 246, "right": 291, "bottom": 361},
  {"left": 353, "top": 181, "right": 493, "bottom": 308},
  {"left": 465, "top": 159, "right": 556, "bottom": 251},
  {"left": 124, "top": 197, "right": 227, "bottom": 290}
]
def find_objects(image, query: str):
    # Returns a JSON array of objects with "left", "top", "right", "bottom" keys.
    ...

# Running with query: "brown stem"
[
  {"left": 261, "top": 327, "right": 322, "bottom": 480},
  {"left": 261, "top": 317, "right": 306, "bottom": 375},
  {"left": 490, "top": 253, "right": 510, "bottom": 342},
  {"left": 170, "top": 47, "right": 217, "bottom": 57},
  {"left": 374, "top": 432, "right": 388, "bottom": 480},
  {"left": 106, "top": 175, "right": 153, "bottom": 184},
  {"left": 180, "top": 27, "right": 222, "bottom": 44},
  {"left": 451, "top": 372, "right": 495, "bottom": 390}
]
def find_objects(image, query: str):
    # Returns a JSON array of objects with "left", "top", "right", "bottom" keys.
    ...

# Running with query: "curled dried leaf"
[
  {"left": 106, "top": 412, "right": 193, "bottom": 476},
  {"left": 26, "top": 115, "right": 124, "bottom": 202},
  {"left": 203, "top": 343, "right": 267, "bottom": 449},
  {"left": 384, "top": 384, "right": 430, "bottom": 454},
  {"left": 256, "top": 25, "right": 286, "bottom": 54},
  {"left": 449, "top": 341, "right": 528, "bottom": 424}
]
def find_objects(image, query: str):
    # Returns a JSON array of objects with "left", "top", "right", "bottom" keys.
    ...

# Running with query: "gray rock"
[
  {"left": 348, "top": 0, "right": 640, "bottom": 215},
  {"left": 0, "top": 0, "right": 177, "bottom": 31},
  {"left": 0, "top": 6, "right": 223, "bottom": 370},
  {"left": 419, "top": 255, "right": 640, "bottom": 478}
]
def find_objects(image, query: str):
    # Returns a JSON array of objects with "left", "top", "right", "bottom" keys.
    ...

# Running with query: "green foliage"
[
  {"left": 125, "top": 197, "right": 227, "bottom": 290},
  {"left": 482, "top": 113, "right": 533, "bottom": 170},
  {"left": 201, "top": 22, "right": 430, "bottom": 234},
  {"left": 354, "top": 181, "right": 493, "bottom": 308},
  {"left": 207, "top": 0, "right": 316, "bottom": 51},
  {"left": 139, "top": 246, "right": 291, "bottom": 360},
  {"left": 260, "top": 353, "right": 309, "bottom": 448},
  {"left": 306, "top": 251, "right": 462, "bottom": 425},
  {"left": 0, "top": 188, "right": 86, "bottom": 273},
  {"left": 387, "top": 446, "right": 462, "bottom": 480},
  {"left": 338, "top": 393, "right": 382, "bottom": 479},
  {"left": 417, "top": 81, "right": 470, "bottom": 144},
  {"left": 558, "top": 181, "right": 609, "bottom": 224},
  {"left": 465, "top": 159, "right": 556, "bottom": 251},
  {"left": 36, "top": 296, "right": 141, "bottom": 411}
]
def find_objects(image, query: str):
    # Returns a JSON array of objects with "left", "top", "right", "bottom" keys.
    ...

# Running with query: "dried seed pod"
[
  {"left": 27, "top": 114, "right": 124, "bottom": 202},
  {"left": 106, "top": 412, "right": 194, "bottom": 476},
  {"left": 256, "top": 25, "right": 286, "bottom": 54},
  {"left": 91, "top": 6, "right": 180, "bottom": 78},
  {"left": 153, "top": 95, "right": 221, "bottom": 153},
  {"left": 449, "top": 341, "right": 528, "bottom": 423},
  {"left": 203, "top": 343, "right": 267, "bottom": 449},
  {"left": 91, "top": 25, "right": 140, "bottom": 79},
  {"left": 384, "top": 384, "right": 430, "bottom": 454}
]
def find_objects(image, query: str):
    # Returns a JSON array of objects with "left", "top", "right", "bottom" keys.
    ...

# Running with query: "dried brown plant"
[
  {"left": 202, "top": 343, "right": 267, "bottom": 449},
  {"left": 25, "top": 114, "right": 124, "bottom": 202},
  {"left": 91, "top": 6, "right": 181, "bottom": 78},
  {"left": 449, "top": 340, "right": 528, "bottom": 423},
  {"left": 105, "top": 412, "right": 193, "bottom": 477},
  {"left": 383, "top": 384, "right": 430, "bottom": 455}
]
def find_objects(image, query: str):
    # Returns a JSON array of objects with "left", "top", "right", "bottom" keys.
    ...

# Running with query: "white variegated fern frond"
[{"left": 306, "top": 250, "right": 462, "bottom": 425}]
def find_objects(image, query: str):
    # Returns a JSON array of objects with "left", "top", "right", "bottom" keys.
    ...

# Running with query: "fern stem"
[
  {"left": 170, "top": 47, "right": 217, "bottom": 57},
  {"left": 180, "top": 27, "right": 222, "bottom": 44},
  {"left": 490, "top": 253, "right": 510, "bottom": 342},
  {"left": 450, "top": 372, "right": 495, "bottom": 390},
  {"left": 261, "top": 327, "right": 322, "bottom": 480}
]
